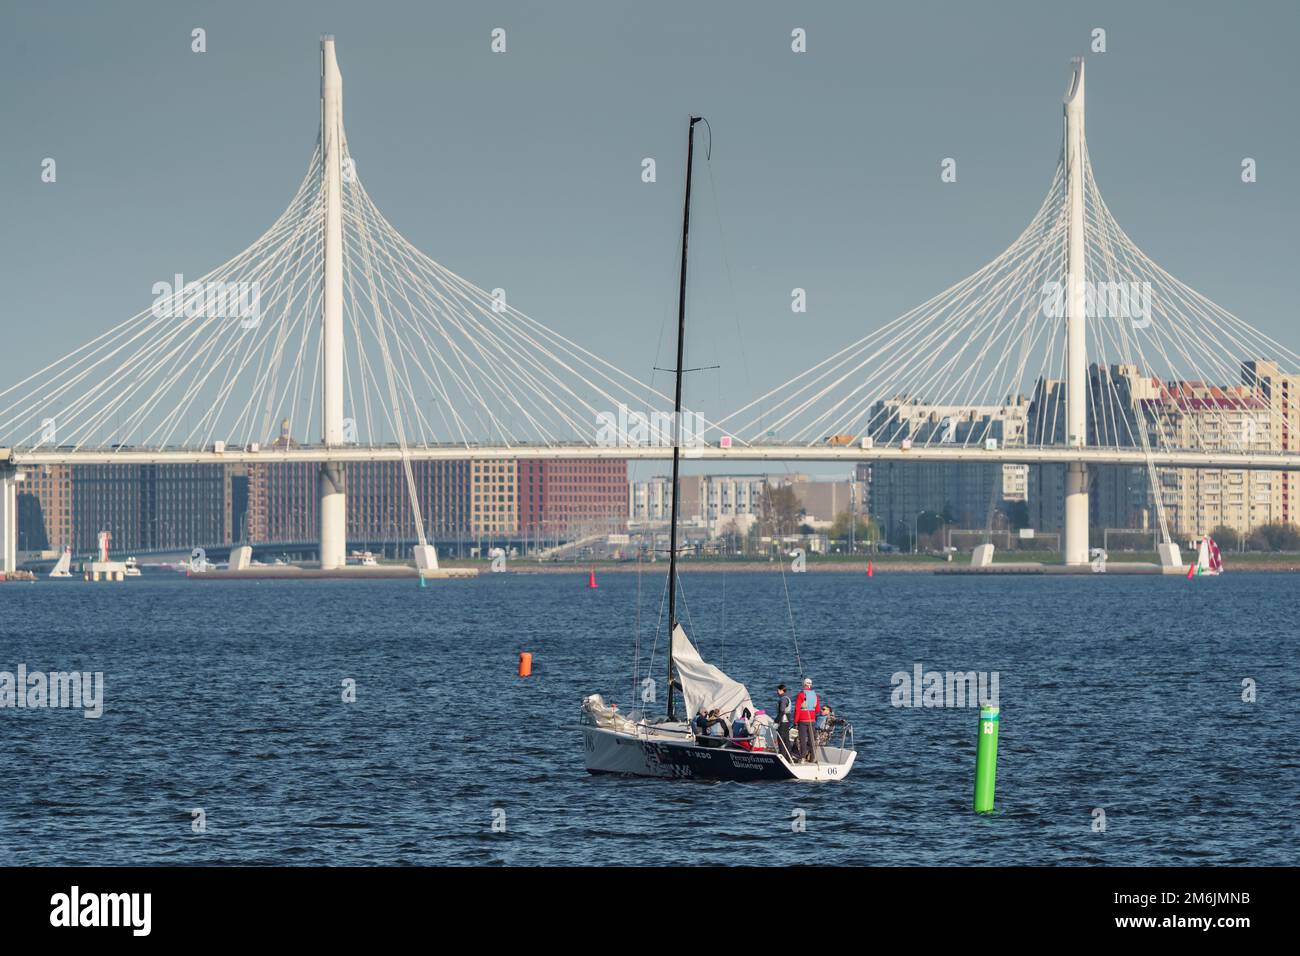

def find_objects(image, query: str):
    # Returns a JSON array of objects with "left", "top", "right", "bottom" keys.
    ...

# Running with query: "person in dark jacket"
[
  {"left": 774, "top": 684, "right": 794, "bottom": 757},
  {"left": 703, "top": 709, "right": 729, "bottom": 747},
  {"left": 692, "top": 707, "right": 709, "bottom": 739}
]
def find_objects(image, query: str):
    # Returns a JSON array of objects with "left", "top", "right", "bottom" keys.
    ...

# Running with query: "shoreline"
[{"left": 444, "top": 559, "right": 1300, "bottom": 574}]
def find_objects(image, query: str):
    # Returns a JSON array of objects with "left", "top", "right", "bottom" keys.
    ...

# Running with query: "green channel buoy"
[
  {"left": 974, "top": 705, "right": 999, "bottom": 813},
  {"left": 418, "top": 574, "right": 426, "bottom": 589}
]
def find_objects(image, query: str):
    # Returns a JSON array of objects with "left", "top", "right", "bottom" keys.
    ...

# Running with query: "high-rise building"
[
  {"left": 15, "top": 464, "right": 72, "bottom": 552},
  {"left": 1243, "top": 359, "right": 1300, "bottom": 528},
  {"left": 69, "top": 463, "right": 226, "bottom": 552},
  {"left": 471, "top": 459, "right": 517, "bottom": 536},
  {"left": 519, "top": 459, "right": 627, "bottom": 541},
  {"left": 862, "top": 398, "right": 1030, "bottom": 541},
  {"left": 1027, "top": 364, "right": 1162, "bottom": 535},
  {"left": 1147, "top": 380, "right": 1276, "bottom": 538}
]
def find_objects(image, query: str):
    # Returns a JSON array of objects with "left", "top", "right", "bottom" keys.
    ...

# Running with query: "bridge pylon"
[
  {"left": 1063, "top": 56, "right": 1089, "bottom": 566},
  {"left": 319, "top": 35, "right": 347, "bottom": 569}
]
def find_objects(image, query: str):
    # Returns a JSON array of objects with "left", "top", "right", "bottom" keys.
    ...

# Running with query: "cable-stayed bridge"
[{"left": 3, "top": 42, "right": 1299, "bottom": 570}]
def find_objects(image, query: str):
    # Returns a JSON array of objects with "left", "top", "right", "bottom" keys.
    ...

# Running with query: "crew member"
[
  {"left": 775, "top": 684, "right": 793, "bottom": 756},
  {"left": 794, "top": 678, "right": 819, "bottom": 763}
]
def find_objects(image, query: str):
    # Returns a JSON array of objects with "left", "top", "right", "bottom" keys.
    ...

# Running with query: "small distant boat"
[
  {"left": 181, "top": 548, "right": 217, "bottom": 574},
  {"left": 48, "top": 547, "right": 73, "bottom": 578},
  {"left": 1190, "top": 535, "right": 1224, "bottom": 577},
  {"left": 348, "top": 550, "right": 378, "bottom": 567},
  {"left": 124, "top": 557, "right": 142, "bottom": 577}
]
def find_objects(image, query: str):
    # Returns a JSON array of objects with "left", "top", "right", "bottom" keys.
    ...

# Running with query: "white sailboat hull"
[{"left": 583, "top": 724, "right": 856, "bottom": 783}]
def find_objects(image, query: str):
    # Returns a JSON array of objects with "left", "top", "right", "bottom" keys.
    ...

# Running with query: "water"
[{"left": 1, "top": 569, "right": 1296, "bottom": 865}]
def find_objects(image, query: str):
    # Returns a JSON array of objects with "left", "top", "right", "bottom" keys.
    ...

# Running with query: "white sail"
[
  {"left": 671, "top": 624, "right": 754, "bottom": 721},
  {"left": 49, "top": 547, "right": 72, "bottom": 578},
  {"left": 1196, "top": 535, "right": 1223, "bottom": 574}
]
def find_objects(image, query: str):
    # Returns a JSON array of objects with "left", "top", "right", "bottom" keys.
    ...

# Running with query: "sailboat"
[
  {"left": 580, "top": 117, "right": 856, "bottom": 783},
  {"left": 48, "top": 546, "right": 73, "bottom": 578},
  {"left": 1191, "top": 535, "right": 1224, "bottom": 577}
]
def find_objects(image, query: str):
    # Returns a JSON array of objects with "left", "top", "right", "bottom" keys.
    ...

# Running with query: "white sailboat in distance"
[
  {"left": 580, "top": 117, "right": 856, "bottom": 783},
  {"left": 48, "top": 546, "right": 73, "bottom": 578},
  {"left": 1191, "top": 535, "right": 1224, "bottom": 577}
]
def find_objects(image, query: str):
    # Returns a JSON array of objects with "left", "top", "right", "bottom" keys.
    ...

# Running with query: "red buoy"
[
  {"left": 588, "top": 567, "right": 598, "bottom": 589},
  {"left": 867, "top": 560, "right": 874, "bottom": 578}
]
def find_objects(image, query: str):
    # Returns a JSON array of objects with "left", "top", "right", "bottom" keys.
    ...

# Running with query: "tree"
[
  {"left": 1209, "top": 524, "right": 1240, "bottom": 552},
  {"left": 916, "top": 510, "right": 946, "bottom": 536},
  {"left": 716, "top": 518, "right": 746, "bottom": 556},
  {"left": 830, "top": 510, "right": 876, "bottom": 545},
  {"left": 1001, "top": 500, "right": 1031, "bottom": 531},
  {"left": 1246, "top": 522, "right": 1300, "bottom": 552},
  {"left": 760, "top": 483, "right": 802, "bottom": 538}
]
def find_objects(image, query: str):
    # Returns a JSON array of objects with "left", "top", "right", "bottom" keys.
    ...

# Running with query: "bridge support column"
[
  {"left": 319, "top": 36, "right": 347, "bottom": 570},
  {"left": 320, "top": 463, "right": 346, "bottom": 569},
  {"left": 1064, "top": 462, "right": 1089, "bottom": 566},
  {"left": 0, "top": 468, "right": 18, "bottom": 575}
]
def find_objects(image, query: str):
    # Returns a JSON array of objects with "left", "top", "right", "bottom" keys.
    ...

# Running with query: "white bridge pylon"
[
  {"left": 715, "top": 56, "right": 1300, "bottom": 564},
  {"left": 0, "top": 37, "right": 724, "bottom": 567}
]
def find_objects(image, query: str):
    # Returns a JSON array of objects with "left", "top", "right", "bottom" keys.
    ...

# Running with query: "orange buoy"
[
  {"left": 518, "top": 652, "right": 532, "bottom": 677},
  {"left": 588, "top": 567, "right": 598, "bottom": 589},
  {"left": 867, "top": 560, "right": 874, "bottom": 577}
]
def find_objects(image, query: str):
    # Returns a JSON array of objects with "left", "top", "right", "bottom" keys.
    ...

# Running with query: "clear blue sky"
[{"left": 2, "top": 0, "right": 1296, "bottom": 480}]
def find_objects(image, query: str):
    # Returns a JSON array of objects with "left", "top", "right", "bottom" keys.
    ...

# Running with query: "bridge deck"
[{"left": 5, "top": 444, "right": 1300, "bottom": 471}]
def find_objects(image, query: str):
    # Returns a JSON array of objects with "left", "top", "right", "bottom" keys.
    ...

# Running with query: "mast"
[{"left": 666, "top": 116, "right": 701, "bottom": 722}]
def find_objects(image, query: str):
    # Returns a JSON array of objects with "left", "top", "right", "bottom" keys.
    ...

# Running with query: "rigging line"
[
  {"left": 644, "top": 563, "right": 671, "bottom": 709},
  {"left": 719, "top": 553, "right": 726, "bottom": 669},
  {"left": 675, "top": 570, "right": 698, "bottom": 650},
  {"left": 759, "top": 476, "right": 800, "bottom": 671},
  {"left": 632, "top": 546, "right": 642, "bottom": 710},
  {"left": 774, "top": 533, "right": 804, "bottom": 679}
]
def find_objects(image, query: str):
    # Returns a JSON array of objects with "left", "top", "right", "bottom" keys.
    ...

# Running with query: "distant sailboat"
[
  {"left": 1190, "top": 535, "right": 1224, "bottom": 577},
  {"left": 48, "top": 546, "right": 73, "bottom": 578}
]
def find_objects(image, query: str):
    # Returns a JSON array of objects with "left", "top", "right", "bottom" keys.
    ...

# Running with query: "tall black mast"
[{"left": 666, "top": 116, "right": 701, "bottom": 722}]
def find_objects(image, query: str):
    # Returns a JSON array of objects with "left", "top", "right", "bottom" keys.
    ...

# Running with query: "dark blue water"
[{"left": 1, "top": 570, "right": 1296, "bottom": 865}]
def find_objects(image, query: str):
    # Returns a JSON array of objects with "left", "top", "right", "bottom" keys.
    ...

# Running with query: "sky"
[{"left": 2, "top": 0, "right": 1297, "bottom": 479}]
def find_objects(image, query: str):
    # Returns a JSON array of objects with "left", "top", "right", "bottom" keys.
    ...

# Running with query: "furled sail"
[{"left": 671, "top": 624, "right": 754, "bottom": 721}]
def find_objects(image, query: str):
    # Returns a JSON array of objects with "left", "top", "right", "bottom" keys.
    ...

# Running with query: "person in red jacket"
[{"left": 793, "top": 677, "right": 820, "bottom": 763}]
